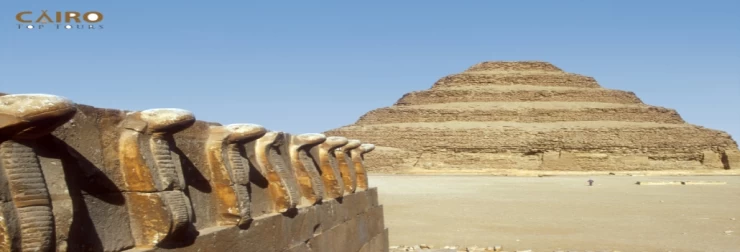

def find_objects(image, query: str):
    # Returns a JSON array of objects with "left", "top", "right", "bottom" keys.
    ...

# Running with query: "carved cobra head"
[
  {"left": 335, "top": 139, "right": 361, "bottom": 193},
  {"left": 0, "top": 94, "right": 77, "bottom": 140},
  {"left": 287, "top": 133, "right": 326, "bottom": 205},
  {"left": 310, "top": 136, "right": 348, "bottom": 199}
]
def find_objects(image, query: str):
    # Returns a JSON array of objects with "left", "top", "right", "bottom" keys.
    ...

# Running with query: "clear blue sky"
[{"left": 1, "top": 1, "right": 738, "bottom": 140}]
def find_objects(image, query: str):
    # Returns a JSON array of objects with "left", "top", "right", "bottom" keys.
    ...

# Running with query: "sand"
[{"left": 369, "top": 175, "right": 740, "bottom": 252}]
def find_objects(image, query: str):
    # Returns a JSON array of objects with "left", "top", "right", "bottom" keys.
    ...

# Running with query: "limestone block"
[
  {"left": 279, "top": 206, "right": 320, "bottom": 248},
  {"left": 127, "top": 180, "right": 385, "bottom": 252},
  {"left": 615, "top": 155, "right": 650, "bottom": 168},
  {"left": 309, "top": 205, "right": 386, "bottom": 252},
  {"left": 118, "top": 108, "right": 196, "bottom": 248},
  {"left": 309, "top": 136, "right": 348, "bottom": 199},
  {"left": 395, "top": 88, "right": 642, "bottom": 106},
  {"left": 312, "top": 189, "right": 375, "bottom": 234},
  {"left": 0, "top": 94, "right": 77, "bottom": 252},
  {"left": 357, "top": 228, "right": 389, "bottom": 252},
  {"left": 701, "top": 150, "right": 724, "bottom": 169},
  {"left": 245, "top": 169, "right": 274, "bottom": 218},
  {"left": 46, "top": 105, "right": 130, "bottom": 194},
  {"left": 283, "top": 133, "right": 326, "bottom": 206},
  {"left": 245, "top": 131, "right": 300, "bottom": 213},
  {"left": 336, "top": 139, "right": 361, "bottom": 194},
  {"left": 228, "top": 213, "right": 286, "bottom": 252},
  {"left": 540, "top": 150, "right": 577, "bottom": 170},
  {"left": 37, "top": 153, "right": 74, "bottom": 251},
  {"left": 542, "top": 151, "right": 559, "bottom": 162},
  {"left": 65, "top": 193, "right": 134, "bottom": 251},
  {"left": 365, "top": 205, "right": 387, "bottom": 238},
  {"left": 433, "top": 72, "right": 599, "bottom": 88},
  {"left": 125, "top": 191, "right": 193, "bottom": 247},
  {"left": 356, "top": 104, "right": 685, "bottom": 125},
  {"left": 366, "top": 187, "right": 380, "bottom": 207},
  {"left": 313, "top": 198, "right": 349, "bottom": 233},
  {"left": 0, "top": 94, "right": 77, "bottom": 139},
  {"left": 430, "top": 61, "right": 600, "bottom": 89},
  {"left": 342, "top": 188, "right": 371, "bottom": 218},
  {"left": 142, "top": 213, "right": 288, "bottom": 252},
  {"left": 308, "top": 214, "right": 357, "bottom": 252},
  {"left": 723, "top": 149, "right": 740, "bottom": 169},
  {"left": 351, "top": 143, "right": 375, "bottom": 191},
  {"left": 205, "top": 123, "right": 265, "bottom": 227}
]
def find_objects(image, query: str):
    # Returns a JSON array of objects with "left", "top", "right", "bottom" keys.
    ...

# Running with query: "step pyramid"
[{"left": 325, "top": 61, "right": 740, "bottom": 173}]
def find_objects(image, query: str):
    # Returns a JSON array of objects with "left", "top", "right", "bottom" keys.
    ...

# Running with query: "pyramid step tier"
[
  {"left": 356, "top": 102, "right": 684, "bottom": 125},
  {"left": 431, "top": 72, "right": 600, "bottom": 89},
  {"left": 395, "top": 87, "right": 642, "bottom": 105},
  {"left": 465, "top": 61, "right": 565, "bottom": 72},
  {"left": 326, "top": 122, "right": 738, "bottom": 171},
  {"left": 343, "top": 146, "right": 740, "bottom": 173},
  {"left": 327, "top": 121, "right": 736, "bottom": 151}
]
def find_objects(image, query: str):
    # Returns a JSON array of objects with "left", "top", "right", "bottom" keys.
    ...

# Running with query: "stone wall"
[
  {"left": 431, "top": 72, "right": 601, "bottom": 89},
  {"left": 329, "top": 122, "right": 740, "bottom": 172},
  {"left": 356, "top": 104, "right": 684, "bottom": 124},
  {"left": 394, "top": 88, "right": 643, "bottom": 105},
  {"left": 0, "top": 93, "right": 387, "bottom": 252}
]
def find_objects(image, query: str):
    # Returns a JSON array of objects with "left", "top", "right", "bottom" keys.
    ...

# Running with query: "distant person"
[{"left": 588, "top": 179, "right": 594, "bottom": 186}]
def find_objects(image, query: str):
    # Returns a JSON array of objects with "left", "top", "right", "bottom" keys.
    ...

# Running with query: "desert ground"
[{"left": 369, "top": 175, "right": 740, "bottom": 252}]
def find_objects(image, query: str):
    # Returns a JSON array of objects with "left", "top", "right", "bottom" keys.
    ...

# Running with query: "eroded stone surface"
[
  {"left": 0, "top": 94, "right": 77, "bottom": 140},
  {"left": 336, "top": 140, "right": 361, "bottom": 194},
  {"left": 724, "top": 150, "right": 740, "bottom": 169},
  {"left": 205, "top": 124, "right": 265, "bottom": 227},
  {"left": 325, "top": 61, "right": 740, "bottom": 173},
  {"left": 0, "top": 94, "right": 76, "bottom": 252},
  {"left": 138, "top": 109, "right": 195, "bottom": 133},
  {"left": 284, "top": 133, "right": 326, "bottom": 206},
  {"left": 139, "top": 189, "right": 386, "bottom": 252},
  {"left": 352, "top": 143, "right": 375, "bottom": 190},
  {"left": 118, "top": 109, "right": 196, "bottom": 248},
  {"left": 0, "top": 92, "right": 385, "bottom": 252},
  {"left": 310, "top": 136, "right": 348, "bottom": 199},
  {"left": 248, "top": 131, "right": 300, "bottom": 213}
]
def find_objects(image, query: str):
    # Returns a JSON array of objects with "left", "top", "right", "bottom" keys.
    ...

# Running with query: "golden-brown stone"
[
  {"left": 352, "top": 143, "right": 375, "bottom": 191},
  {"left": 205, "top": 123, "right": 266, "bottom": 227},
  {"left": 285, "top": 133, "right": 326, "bottom": 205},
  {"left": 336, "top": 140, "right": 361, "bottom": 194},
  {"left": 0, "top": 92, "right": 388, "bottom": 252},
  {"left": 0, "top": 94, "right": 76, "bottom": 252},
  {"left": 250, "top": 131, "right": 299, "bottom": 212},
  {"left": 325, "top": 61, "right": 740, "bottom": 173},
  {"left": 310, "top": 136, "right": 348, "bottom": 199},
  {"left": 118, "top": 108, "right": 196, "bottom": 248}
]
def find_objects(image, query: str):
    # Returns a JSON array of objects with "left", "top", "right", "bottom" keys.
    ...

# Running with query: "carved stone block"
[
  {"left": 0, "top": 94, "right": 76, "bottom": 252},
  {"left": 246, "top": 131, "right": 300, "bottom": 213},
  {"left": 351, "top": 143, "right": 375, "bottom": 191},
  {"left": 283, "top": 133, "right": 326, "bottom": 206},
  {"left": 335, "top": 139, "right": 361, "bottom": 194},
  {"left": 701, "top": 150, "right": 724, "bottom": 169},
  {"left": 118, "top": 108, "right": 195, "bottom": 248},
  {"left": 309, "top": 136, "right": 348, "bottom": 200},
  {"left": 723, "top": 149, "right": 740, "bottom": 169},
  {"left": 205, "top": 123, "right": 265, "bottom": 227}
]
